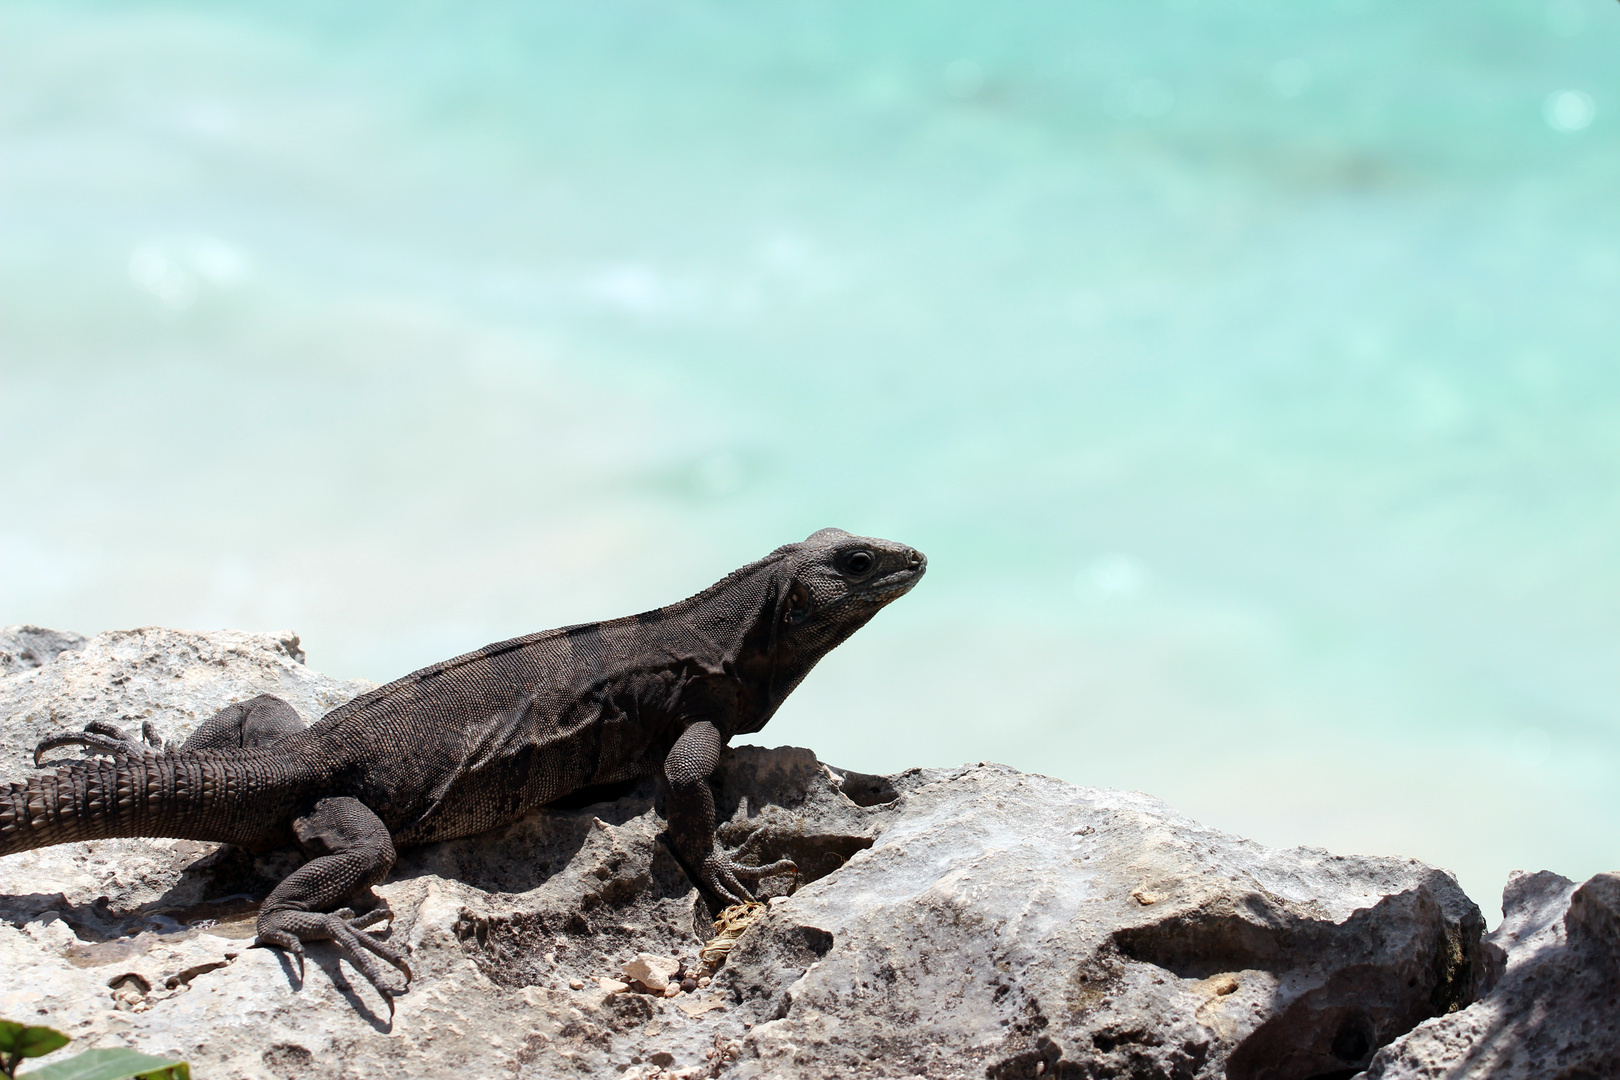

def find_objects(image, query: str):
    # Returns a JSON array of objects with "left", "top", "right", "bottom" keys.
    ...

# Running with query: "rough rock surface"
[
  {"left": 0, "top": 626, "right": 370, "bottom": 782},
  {"left": 1, "top": 628, "right": 1497, "bottom": 1079},
  {"left": 0, "top": 628, "right": 375, "bottom": 926},
  {"left": 0, "top": 624, "right": 88, "bottom": 676},
  {"left": 1358, "top": 869, "right": 1620, "bottom": 1079}
]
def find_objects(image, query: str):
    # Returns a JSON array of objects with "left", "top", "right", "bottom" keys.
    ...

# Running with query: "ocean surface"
[{"left": 2, "top": 0, "right": 1617, "bottom": 913}]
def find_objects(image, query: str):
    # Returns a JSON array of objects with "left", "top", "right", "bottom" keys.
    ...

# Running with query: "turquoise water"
[{"left": 2, "top": 0, "right": 1617, "bottom": 912}]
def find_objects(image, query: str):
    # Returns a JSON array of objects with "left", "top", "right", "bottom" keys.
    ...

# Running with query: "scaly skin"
[{"left": 1, "top": 528, "right": 926, "bottom": 1009}]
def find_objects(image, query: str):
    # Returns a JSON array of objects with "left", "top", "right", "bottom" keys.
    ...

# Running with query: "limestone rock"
[
  {"left": 0, "top": 627, "right": 374, "bottom": 920},
  {"left": 0, "top": 625, "right": 372, "bottom": 788},
  {"left": 0, "top": 625, "right": 87, "bottom": 676},
  {"left": 716, "top": 767, "right": 1487, "bottom": 1080},
  {"left": 1, "top": 627, "right": 1497, "bottom": 1079},
  {"left": 1358, "top": 869, "right": 1620, "bottom": 1079}
]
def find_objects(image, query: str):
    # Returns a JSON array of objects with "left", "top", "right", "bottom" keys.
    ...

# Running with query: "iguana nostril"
[{"left": 907, "top": 550, "right": 925, "bottom": 569}]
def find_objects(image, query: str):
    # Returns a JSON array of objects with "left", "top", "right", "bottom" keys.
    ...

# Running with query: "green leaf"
[
  {"left": 0, "top": 1023, "right": 71, "bottom": 1059},
  {"left": 133, "top": 1063, "right": 190, "bottom": 1080},
  {"left": 18, "top": 1048, "right": 189, "bottom": 1080}
]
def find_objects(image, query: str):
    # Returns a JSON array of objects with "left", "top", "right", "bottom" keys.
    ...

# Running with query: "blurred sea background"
[{"left": 2, "top": 0, "right": 1617, "bottom": 914}]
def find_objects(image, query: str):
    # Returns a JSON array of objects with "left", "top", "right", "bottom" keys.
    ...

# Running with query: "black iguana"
[{"left": 1, "top": 528, "right": 925, "bottom": 1005}]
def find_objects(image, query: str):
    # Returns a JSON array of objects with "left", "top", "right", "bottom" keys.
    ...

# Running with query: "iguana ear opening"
[{"left": 783, "top": 581, "right": 812, "bottom": 625}]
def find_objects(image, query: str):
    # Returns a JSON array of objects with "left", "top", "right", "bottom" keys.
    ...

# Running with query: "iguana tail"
[{"left": 0, "top": 750, "right": 303, "bottom": 856}]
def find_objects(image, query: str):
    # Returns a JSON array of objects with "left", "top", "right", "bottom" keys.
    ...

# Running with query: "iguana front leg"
[{"left": 664, "top": 721, "right": 796, "bottom": 904}]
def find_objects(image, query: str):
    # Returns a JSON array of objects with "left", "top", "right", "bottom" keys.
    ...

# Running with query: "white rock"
[
  {"left": 0, "top": 626, "right": 86, "bottom": 676},
  {"left": 623, "top": 952, "right": 680, "bottom": 992},
  {"left": 1359, "top": 869, "right": 1620, "bottom": 1078},
  {"left": 716, "top": 767, "right": 1488, "bottom": 1079},
  {"left": 0, "top": 628, "right": 1510, "bottom": 1079}
]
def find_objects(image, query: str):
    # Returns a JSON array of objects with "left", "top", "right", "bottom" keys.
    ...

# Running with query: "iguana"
[{"left": 1, "top": 528, "right": 925, "bottom": 1005}]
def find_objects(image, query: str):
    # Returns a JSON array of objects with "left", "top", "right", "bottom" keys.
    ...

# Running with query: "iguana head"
[
  {"left": 776, "top": 527, "right": 926, "bottom": 642},
  {"left": 730, "top": 527, "right": 925, "bottom": 730}
]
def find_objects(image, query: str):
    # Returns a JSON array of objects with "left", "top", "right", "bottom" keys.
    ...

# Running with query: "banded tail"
[{"left": 1, "top": 750, "right": 299, "bottom": 856}]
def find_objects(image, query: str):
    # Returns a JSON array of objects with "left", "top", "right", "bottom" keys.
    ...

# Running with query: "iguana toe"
[
  {"left": 734, "top": 856, "right": 797, "bottom": 882},
  {"left": 343, "top": 901, "right": 395, "bottom": 931},
  {"left": 258, "top": 909, "right": 411, "bottom": 1000},
  {"left": 33, "top": 728, "right": 137, "bottom": 766},
  {"left": 255, "top": 926, "right": 308, "bottom": 983},
  {"left": 704, "top": 864, "right": 750, "bottom": 905},
  {"left": 702, "top": 851, "right": 798, "bottom": 904}
]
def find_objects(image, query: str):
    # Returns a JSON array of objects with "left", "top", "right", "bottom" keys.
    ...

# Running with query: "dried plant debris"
[{"left": 698, "top": 902, "right": 766, "bottom": 969}]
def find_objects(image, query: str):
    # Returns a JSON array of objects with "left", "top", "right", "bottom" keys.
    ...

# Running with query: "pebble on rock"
[{"left": 622, "top": 952, "right": 681, "bottom": 992}]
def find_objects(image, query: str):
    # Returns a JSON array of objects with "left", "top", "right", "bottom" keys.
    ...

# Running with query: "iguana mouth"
[{"left": 864, "top": 564, "right": 925, "bottom": 600}]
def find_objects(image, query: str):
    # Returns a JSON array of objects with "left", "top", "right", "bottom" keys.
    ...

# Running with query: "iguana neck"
[{"left": 644, "top": 549, "right": 873, "bottom": 736}]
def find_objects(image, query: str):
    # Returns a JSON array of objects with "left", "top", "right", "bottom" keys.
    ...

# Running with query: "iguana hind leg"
[
  {"left": 256, "top": 796, "right": 411, "bottom": 1007},
  {"left": 181, "top": 694, "right": 306, "bottom": 750},
  {"left": 33, "top": 693, "right": 306, "bottom": 764}
]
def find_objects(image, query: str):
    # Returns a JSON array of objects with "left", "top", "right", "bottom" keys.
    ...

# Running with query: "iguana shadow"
[{"left": 1, "top": 776, "right": 659, "bottom": 946}]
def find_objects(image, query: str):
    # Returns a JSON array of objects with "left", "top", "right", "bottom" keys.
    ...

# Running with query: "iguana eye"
[{"left": 845, "top": 551, "right": 874, "bottom": 575}]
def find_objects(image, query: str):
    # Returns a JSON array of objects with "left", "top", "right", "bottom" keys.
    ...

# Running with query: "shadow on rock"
[
  {"left": 1114, "top": 883, "right": 1486, "bottom": 1079},
  {"left": 1361, "top": 869, "right": 1620, "bottom": 1079}
]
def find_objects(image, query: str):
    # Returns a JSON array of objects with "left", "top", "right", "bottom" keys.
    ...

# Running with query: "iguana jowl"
[{"left": 1, "top": 528, "right": 925, "bottom": 1004}]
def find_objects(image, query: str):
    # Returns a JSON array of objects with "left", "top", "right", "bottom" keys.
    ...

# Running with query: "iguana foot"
[
  {"left": 703, "top": 853, "right": 797, "bottom": 905},
  {"left": 701, "top": 829, "right": 798, "bottom": 904},
  {"left": 256, "top": 797, "right": 406, "bottom": 1008},
  {"left": 31, "top": 696, "right": 306, "bottom": 766},
  {"left": 33, "top": 719, "right": 159, "bottom": 765},
  {"left": 257, "top": 902, "right": 411, "bottom": 1002}
]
